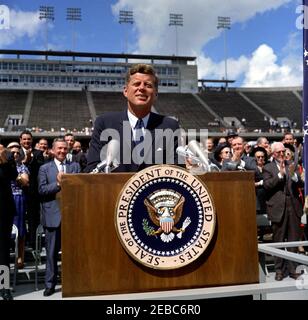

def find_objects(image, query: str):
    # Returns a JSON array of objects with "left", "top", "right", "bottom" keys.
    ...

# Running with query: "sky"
[{"left": 0, "top": 0, "right": 305, "bottom": 87}]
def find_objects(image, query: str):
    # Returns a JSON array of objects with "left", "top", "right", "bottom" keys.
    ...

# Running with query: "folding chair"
[
  {"left": 10, "top": 224, "right": 19, "bottom": 291},
  {"left": 34, "top": 224, "right": 45, "bottom": 291}
]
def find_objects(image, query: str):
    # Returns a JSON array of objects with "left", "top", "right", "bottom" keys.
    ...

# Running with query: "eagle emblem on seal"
[{"left": 143, "top": 189, "right": 191, "bottom": 243}]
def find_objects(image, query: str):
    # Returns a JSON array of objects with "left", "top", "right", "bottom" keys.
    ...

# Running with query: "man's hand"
[
  {"left": 279, "top": 160, "right": 286, "bottom": 177},
  {"left": 56, "top": 172, "right": 64, "bottom": 186},
  {"left": 288, "top": 162, "right": 296, "bottom": 177}
]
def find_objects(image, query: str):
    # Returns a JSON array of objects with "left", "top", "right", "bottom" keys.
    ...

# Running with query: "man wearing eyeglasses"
[{"left": 263, "top": 142, "right": 303, "bottom": 281}]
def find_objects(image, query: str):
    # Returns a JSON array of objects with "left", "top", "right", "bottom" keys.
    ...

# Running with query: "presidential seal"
[{"left": 115, "top": 165, "right": 215, "bottom": 270}]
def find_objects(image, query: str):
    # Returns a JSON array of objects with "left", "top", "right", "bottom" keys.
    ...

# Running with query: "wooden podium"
[{"left": 61, "top": 171, "right": 259, "bottom": 297}]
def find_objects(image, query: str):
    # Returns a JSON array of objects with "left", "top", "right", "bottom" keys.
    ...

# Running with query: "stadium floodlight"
[
  {"left": 169, "top": 13, "right": 183, "bottom": 56},
  {"left": 217, "top": 16, "right": 231, "bottom": 91},
  {"left": 39, "top": 6, "right": 54, "bottom": 51},
  {"left": 66, "top": 8, "right": 82, "bottom": 51},
  {"left": 119, "top": 10, "right": 134, "bottom": 53}
]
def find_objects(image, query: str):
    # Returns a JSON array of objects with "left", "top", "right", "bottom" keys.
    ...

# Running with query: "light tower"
[
  {"left": 217, "top": 16, "right": 231, "bottom": 91},
  {"left": 169, "top": 13, "right": 183, "bottom": 56},
  {"left": 66, "top": 8, "right": 82, "bottom": 51},
  {"left": 39, "top": 5, "right": 54, "bottom": 51},
  {"left": 119, "top": 10, "right": 134, "bottom": 53}
]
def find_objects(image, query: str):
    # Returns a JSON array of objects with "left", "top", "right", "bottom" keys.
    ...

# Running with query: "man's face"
[
  {"left": 64, "top": 135, "right": 75, "bottom": 150},
  {"left": 73, "top": 141, "right": 82, "bottom": 153},
  {"left": 53, "top": 142, "right": 68, "bottom": 162},
  {"left": 259, "top": 138, "right": 269, "bottom": 149},
  {"left": 20, "top": 134, "right": 32, "bottom": 150},
  {"left": 123, "top": 72, "right": 157, "bottom": 114},
  {"left": 231, "top": 137, "right": 244, "bottom": 155},
  {"left": 38, "top": 139, "right": 48, "bottom": 151},
  {"left": 284, "top": 134, "right": 294, "bottom": 145},
  {"left": 273, "top": 144, "right": 285, "bottom": 162}
]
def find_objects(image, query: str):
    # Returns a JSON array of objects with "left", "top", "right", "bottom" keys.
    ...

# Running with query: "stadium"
[
  {"left": 0, "top": 48, "right": 303, "bottom": 146},
  {"left": 1, "top": 1, "right": 308, "bottom": 303}
]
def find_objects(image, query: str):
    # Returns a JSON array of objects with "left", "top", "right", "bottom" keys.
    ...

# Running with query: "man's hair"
[
  {"left": 283, "top": 131, "right": 294, "bottom": 138},
  {"left": 64, "top": 133, "right": 74, "bottom": 138},
  {"left": 125, "top": 64, "right": 158, "bottom": 90},
  {"left": 19, "top": 130, "right": 32, "bottom": 139},
  {"left": 52, "top": 137, "right": 67, "bottom": 148}
]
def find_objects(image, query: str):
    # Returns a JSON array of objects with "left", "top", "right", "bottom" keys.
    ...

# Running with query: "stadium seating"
[
  {"left": 154, "top": 93, "right": 216, "bottom": 130},
  {"left": 199, "top": 91, "right": 269, "bottom": 131},
  {"left": 92, "top": 91, "right": 126, "bottom": 114},
  {"left": 28, "top": 91, "right": 91, "bottom": 131},
  {"left": 0, "top": 90, "right": 27, "bottom": 128},
  {"left": 0, "top": 88, "right": 303, "bottom": 134},
  {"left": 243, "top": 91, "right": 302, "bottom": 129}
]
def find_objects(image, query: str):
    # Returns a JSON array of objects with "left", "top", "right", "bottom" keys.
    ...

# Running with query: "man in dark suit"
[
  {"left": 0, "top": 145, "right": 17, "bottom": 300},
  {"left": 85, "top": 64, "right": 181, "bottom": 173},
  {"left": 19, "top": 130, "right": 45, "bottom": 248},
  {"left": 263, "top": 142, "right": 303, "bottom": 281},
  {"left": 38, "top": 138, "right": 80, "bottom": 296},
  {"left": 222, "top": 136, "right": 257, "bottom": 171}
]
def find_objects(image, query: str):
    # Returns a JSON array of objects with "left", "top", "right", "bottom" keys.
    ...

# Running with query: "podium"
[{"left": 61, "top": 171, "right": 259, "bottom": 297}]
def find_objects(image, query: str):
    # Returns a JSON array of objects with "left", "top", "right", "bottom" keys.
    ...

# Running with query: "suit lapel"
[{"left": 143, "top": 112, "right": 159, "bottom": 159}]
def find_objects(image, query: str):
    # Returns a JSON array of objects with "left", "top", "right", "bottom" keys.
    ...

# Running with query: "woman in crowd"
[
  {"left": 213, "top": 143, "right": 231, "bottom": 170},
  {"left": 7, "top": 142, "right": 30, "bottom": 268}
]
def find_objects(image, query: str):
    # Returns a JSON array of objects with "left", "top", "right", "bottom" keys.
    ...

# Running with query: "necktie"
[
  {"left": 60, "top": 162, "right": 65, "bottom": 173},
  {"left": 135, "top": 119, "right": 144, "bottom": 157}
]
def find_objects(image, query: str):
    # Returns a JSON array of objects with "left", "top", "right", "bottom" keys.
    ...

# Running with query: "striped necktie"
[{"left": 135, "top": 119, "right": 144, "bottom": 157}]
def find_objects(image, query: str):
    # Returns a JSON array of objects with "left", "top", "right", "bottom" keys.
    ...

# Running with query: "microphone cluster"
[{"left": 176, "top": 140, "right": 220, "bottom": 173}]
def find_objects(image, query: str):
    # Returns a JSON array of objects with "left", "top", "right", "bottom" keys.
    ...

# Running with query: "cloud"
[
  {"left": 196, "top": 53, "right": 249, "bottom": 81},
  {"left": 242, "top": 43, "right": 302, "bottom": 87},
  {"left": 0, "top": 9, "right": 43, "bottom": 47},
  {"left": 111, "top": 0, "right": 297, "bottom": 86},
  {"left": 112, "top": 0, "right": 292, "bottom": 56},
  {"left": 197, "top": 43, "right": 302, "bottom": 87}
]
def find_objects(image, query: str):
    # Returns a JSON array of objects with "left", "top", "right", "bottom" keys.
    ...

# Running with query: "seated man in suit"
[
  {"left": 85, "top": 63, "right": 182, "bottom": 173},
  {"left": 38, "top": 138, "right": 80, "bottom": 297}
]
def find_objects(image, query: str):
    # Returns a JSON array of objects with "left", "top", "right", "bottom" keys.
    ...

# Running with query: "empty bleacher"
[
  {"left": 0, "top": 90, "right": 27, "bottom": 127},
  {"left": 92, "top": 92, "right": 126, "bottom": 115},
  {"left": 199, "top": 91, "right": 269, "bottom": 131},
  {"left": 243, "top": 91, "right": 302, "bottom": 128},
  {"left": 154, "top": 93, "right": 216, "bottom": 130},
  {"left": 28, "top": 91, "right": 91, "bottom": 131}
]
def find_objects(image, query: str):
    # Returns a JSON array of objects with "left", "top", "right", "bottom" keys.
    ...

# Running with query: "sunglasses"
[{"left": 256, "top": 155, "right": 265, "bottom": 159}]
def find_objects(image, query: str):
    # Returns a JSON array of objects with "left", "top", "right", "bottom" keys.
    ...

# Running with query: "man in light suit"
[
  {"left": 38, "top": 138, "right": 80, "bottom": 296},
  {"left": 263, "top": 142, "right": 303, "bottom": 281},
  {"left": 85, "top": 64, "right": 181, "bottom": 173}
]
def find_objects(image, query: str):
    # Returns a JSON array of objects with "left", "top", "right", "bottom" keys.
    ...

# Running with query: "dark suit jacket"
[
  {"left": 85, "top": 111, "right": 181, "bottom": 173},
  {"left": 263, "top": 161, "right": 303, "bottom": 223},
  {"left": 20, "top": 148, "right": 45, "bottom": 196},
  {"left": 38, "top": 160, "right": 80, "bottom": 228}
]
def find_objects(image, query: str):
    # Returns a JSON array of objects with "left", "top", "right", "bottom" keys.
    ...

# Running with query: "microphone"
[
  {"left": 176, "top": 146, "right": 199, "bottom": 164},
  {"left": 177, "top": 142, "right": 220, "bottom": 172},
  {"left": 91, "top": 140, "right": 120, "bottom": 174},
  {"left": 187, "top": 140, "right": 210, "bottom": 171},
  {"left": 224, "top": 161, "right": 246, "bottom": 171}
]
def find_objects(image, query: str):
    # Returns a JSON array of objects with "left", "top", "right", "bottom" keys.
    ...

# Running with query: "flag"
[{"left": 303, "top": 0, "right": 308, "bottom": 210}]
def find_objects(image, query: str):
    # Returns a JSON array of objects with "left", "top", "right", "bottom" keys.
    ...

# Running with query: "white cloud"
[
  {"left": 242, "top": 44, "right": 302, "bottom": 87},
  {"left": 196, "top": 53, "right": 249, "bottom": 80},
  {"left": 0, "top": 9, "right": 43, "bottom": 47},
  {"left": 111, "top": 0, "right": 297, "bottom": 87},
  {"left": 112, "top": 0, "right": 292, "bottom": 56}
]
